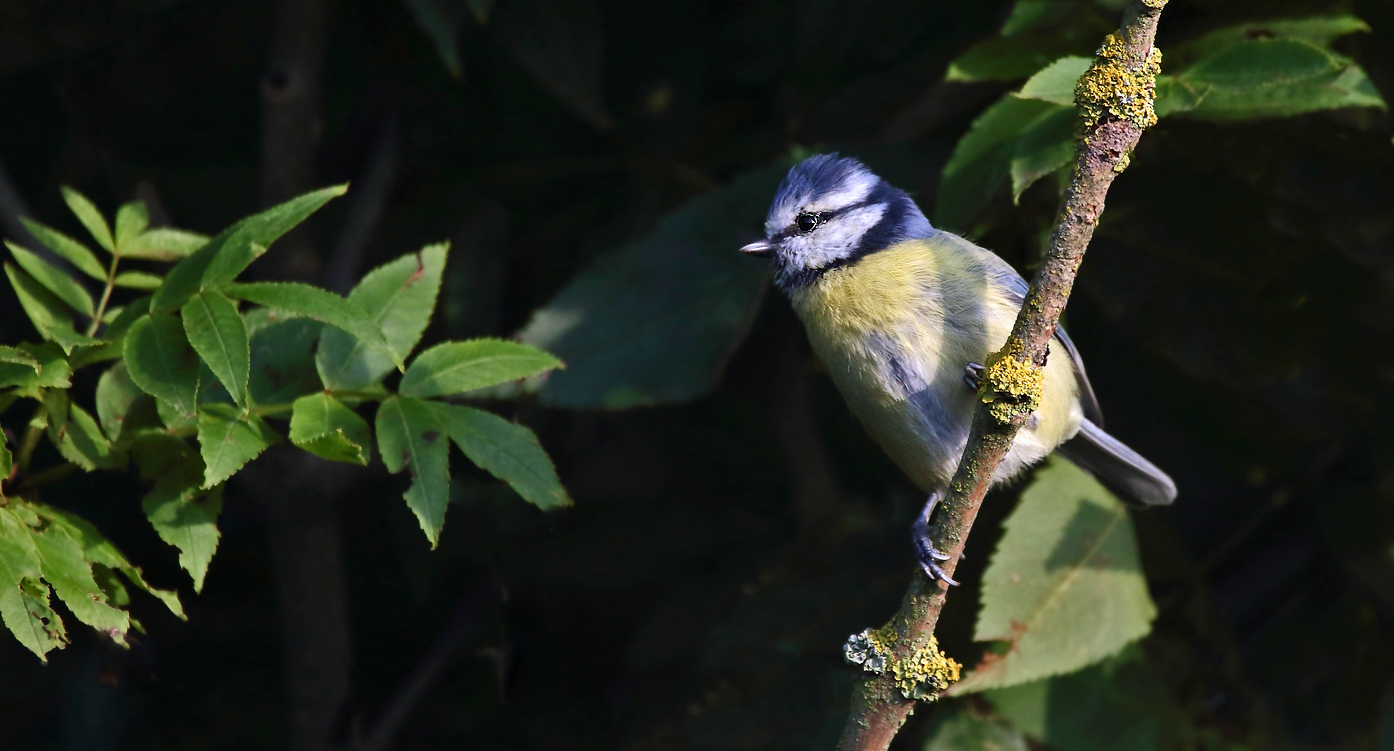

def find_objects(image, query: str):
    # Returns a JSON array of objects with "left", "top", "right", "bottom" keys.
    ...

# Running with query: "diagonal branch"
[{"left": 835, "top": 2, "right": 1169, "bottom": 748}]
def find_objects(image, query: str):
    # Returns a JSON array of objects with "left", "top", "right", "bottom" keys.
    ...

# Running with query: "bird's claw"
[
  {"left": 913, "top": 492, "right": 961, "bottom": 586},
  {"left": 963, "top": 361, "right": 985, "bottom": 392}
]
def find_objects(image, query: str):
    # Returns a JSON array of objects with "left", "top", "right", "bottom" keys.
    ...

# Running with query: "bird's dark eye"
[{"left": 795, "top": 212, "right": 820, "bottom": 233}]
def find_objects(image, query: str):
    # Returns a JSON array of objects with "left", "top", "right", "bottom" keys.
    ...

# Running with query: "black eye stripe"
[{"left": 776, "top": 199, "right": 879, "bottom": 239}]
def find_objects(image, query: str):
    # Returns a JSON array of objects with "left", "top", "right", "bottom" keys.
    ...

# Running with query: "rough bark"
[{"left": 835, "top": 2, "right": 1169, "bottom": 748}]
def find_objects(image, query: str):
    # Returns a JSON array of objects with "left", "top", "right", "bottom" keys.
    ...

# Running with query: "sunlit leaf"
[
  {"left": 951, "top": 459, "right": 1156, "bottom": 694},
  {"left": 226, "top": 282, "right": 401, "bottom": 370},
  {"left": 936, "top": 95, "right": 1058, "bottom": 231},
  {"left": 60, "top": 186, "right": 115, "bottom": 254},
  {"left": 29, "top": 524, "right": 129, "bottom": 642},
  {"left": 4, "top": 262, "right": 99, "bottom": 353},
  {"left": 182, "top": 291, "right": 249, "bottom": 407},
  {"left": 1173, "top": 38, "right": 1386, "bottom": 121},
  {"left": 376, "top": 396, "right": 450, "bottom": 546},
  {"left": 431, "top": 402, "right": 571, "bottom": 510},
  {"left": 1011, "top": 104, "right": 1076, "bottom": 201},
  {"left": 0, "top": 508, "right": 60, "bottom": 660},
  {"left": 18, "top": 217, "right": 106, "bottom": 280},
  {"left": 197, "top": 404, "right": 277, "bottom": 488},
  {"left": 289, "top": 393, "right": 371, "bottom": 466},
  {"left": 121, "top": 228, "right": 209, "bottom": 261},
  {"left": 151, "top": 185, "right": 347, "bottom": 314},
  {"left": 96, "top": 362, "right": 152, "bottom": 440},
  {"left": 316, "top": 243, "right": 446, "bottom": 390},
  {"left": 140, "top": 445, "right": 221, "bottom": 591},
  {"left": 6, "top": 242, "right": 95, "bottom": 318},
  {"left": 124, "top": 314, "right": 200, "bottom": 421},
  {"left": 113, "top": 271, "right": 163, "bottom": 290},
  {"left": 518, "top": 167, "right": 780, "bottom": 408},
  {"left": 1016, "top": 56, "right": 1091, "bottom": 105},
  {"left": 400, "top": 339, "right": 561, "bottom": 398},
  {"left": 114, "top": 201, "right": 150, "bottom": 251}
]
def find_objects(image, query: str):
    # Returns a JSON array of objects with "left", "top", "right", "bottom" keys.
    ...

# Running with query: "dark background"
[{"left": 2, "top": 0, "right": 1393, "bottom": 749}]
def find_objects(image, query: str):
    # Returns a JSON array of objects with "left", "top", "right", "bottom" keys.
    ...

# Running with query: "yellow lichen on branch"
[
  {"left": 844, "top": 625, "right": 961, "bottom": 702},
  {"left": 1075, "top": 33, "right": 1163, "bottom": 133},
  {"left": 981, "top": 350, "right": 1043, "bottom": 425}
]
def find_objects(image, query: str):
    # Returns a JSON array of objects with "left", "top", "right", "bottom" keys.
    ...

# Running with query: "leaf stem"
[{"left": 87, "top": 251, "right": 121, "bottom": 337}]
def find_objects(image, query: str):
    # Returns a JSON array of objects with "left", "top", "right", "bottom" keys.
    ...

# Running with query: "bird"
[{"left": 739, "top": 154, "right": 1176, "bottom": 585}]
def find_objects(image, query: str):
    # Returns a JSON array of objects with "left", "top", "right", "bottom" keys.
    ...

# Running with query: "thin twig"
[{"left": 835, "top": 2, "right": 1169, "bottom": 748}]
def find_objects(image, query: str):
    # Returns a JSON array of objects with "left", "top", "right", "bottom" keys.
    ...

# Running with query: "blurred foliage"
[{"left": 0, "top": 0, "right": 1392, "bottom": 749}]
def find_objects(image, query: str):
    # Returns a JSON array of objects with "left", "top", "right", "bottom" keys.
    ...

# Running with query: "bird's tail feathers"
[{"left": 1057, "top": 419, "right": 1176, "bottom": 507}]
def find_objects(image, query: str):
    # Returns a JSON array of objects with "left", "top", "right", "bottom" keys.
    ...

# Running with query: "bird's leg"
[
  {"left": 913, "top": 490, "right": 960, "bottom": 586},
  {"left": 963, "top": 361, "right": 985, "bottom": 392}
]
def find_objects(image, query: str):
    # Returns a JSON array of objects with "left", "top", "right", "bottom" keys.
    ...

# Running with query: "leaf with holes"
[
  {"left": 950, "top": 459, "right": 1156, "bottom": 694},
  {"left": 29, "top": 524, "right": 129, "bottom": 642},
  {"left": 376, "top": 396, "right": 450, "bottom": 546},
  {"left": 0, "top": 508, "right": 61, "bottom": 660}
]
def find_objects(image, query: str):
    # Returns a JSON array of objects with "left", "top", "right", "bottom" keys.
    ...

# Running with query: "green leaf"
[
  {"left": 1010, "top": 104, "right": 1076, "bottom": 201},
  {"left": 96, "top": 362, "right": 151, "bottom": 440},
  {"left": 1001, "top": 1, "right": 1075, "bottom": 37},
  {"left": 1016, "top": 56, "right": 1091, "bottom": 105},
  {"left": 289, "top": 393, "right": 371, "bottom": 465},
  {"left": 121, "top": 228, "right": 209, "bottom": 261},
  {"left": 151, "top": 184, "right": 347, "bottom": 314},
  {"left": 140, "top": 446, "right": 221, "bottom": 591},
  {"left": 19, "top": 217, "right": 107, "bottom": 280},
  {"left": 29, "top": 524, "right": 129, "bottom": 641},
  {"left": 0, "top": 345, "right": 40, "bottom": 374},
  {"left": 113, "top": 271, "right": 163, "bottom": 290},
  {"left": 0, "top": 437, "right": 10, "bottom": 489},
  {"left": 922, "top": 708, "right": 1028, "bottom": 751},
  {"left": 432, "top": 402, "right": 571, "bottom": 510},
  {"left": 0, "top": 508, "right": 63, "bottom": 660},
  {"left": 197, "top": 404, "right": 278, "bottom": 488},
  {"left": 400, "top": 339, "right": 562, "bottom": 398},
  {"left": 60, "top": 186, "right": 115, "bottom": 253},
  {"left": 316, "top": 243, "right": 447, "bottom": 390},
  {"left": 29, "top": 500, "right": 183, "bottom": 619},
  {"left": 114, "top": 201, "right": 150, "bottom": 251},
  {"left": 405, "top": 0, "right": 467, "bottom": 78},
  {"left": 951, "top": 459, "right": 1156, "bottom": 694},
  {"left": 518, "top": 167, "right": 780, "bottom": 408},
  {"left": 948, "top": 35, "right": 1081, "bottom": 83},
  {"left": 182, "top": 291, "right": 250, "bottom": 407},
  {"left": 936, "top": 95, "right": 1059, "bottom": 231},
  {"left": 7, "top": 242, "right": 96, "bottom": 317},
  {"left": 1153, "top": 75, "right": 1210, "bottom": 118},
  {"left": 1185, "top": 38, "right": 1339, "bottom": 89},
  {"left": 985, "top": 656, "right": 1159, "bottom": 751},
  {"left": 1173, "top": 15, "right": 1371, "bottom": 63},
  {"left": 0, "top": 342, "right": 70, "bottom": 392},
  {"left": 249, "top": 317, "right": 326, "bottom": 405},
  {"left": 1179, "top": 62, "right": 1385, "bottom": 121},
  {"left": 3, "top": 263, "right": 100, "bottom": 354},
  {"left": 124, "top": 314, "right": 200, "bottom": 421},
  {"left": 375, "top": 396, "right": 450, "bottom": 546},
  {"left": 47, "top": 403, "right": 117, "bottom": 471},
  {"left": 227, "top": 282, "right": 402, "bottom": 370}
]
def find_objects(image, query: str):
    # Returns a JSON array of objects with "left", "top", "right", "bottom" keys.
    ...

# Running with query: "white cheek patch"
[{"left": 783, "top": 203, "right": 887, "bottom": 272}]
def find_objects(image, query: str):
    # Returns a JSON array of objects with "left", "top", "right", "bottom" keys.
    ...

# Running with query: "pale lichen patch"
[{"left": 843, "top": 626, "right": 961, "bottom": 702}]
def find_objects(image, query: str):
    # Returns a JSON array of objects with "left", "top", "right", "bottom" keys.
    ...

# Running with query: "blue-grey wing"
[{"left": 982, "top": 255, "right": 1106, "bottom": 427}]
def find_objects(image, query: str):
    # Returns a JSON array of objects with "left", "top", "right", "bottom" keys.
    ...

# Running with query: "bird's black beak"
[{"left": 739, "top": 239, "right": 775, "bottom": 257}]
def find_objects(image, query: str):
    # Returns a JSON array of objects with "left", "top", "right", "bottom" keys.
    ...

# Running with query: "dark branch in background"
[{"left": 835, "top": 2, "right": 1169, "bottom": 749}]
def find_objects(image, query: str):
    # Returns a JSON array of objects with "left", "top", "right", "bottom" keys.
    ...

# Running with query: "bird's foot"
[
  {"left": 913, "top": 492, "right": 960, "bottom": 587},
  {"left": 963, "top": 361, "right": 985, "bottom": 392}
]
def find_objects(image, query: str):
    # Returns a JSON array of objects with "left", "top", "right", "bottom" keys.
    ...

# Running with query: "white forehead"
[{"left": 764, "top": 160, "right": 879, "bottom": 236}]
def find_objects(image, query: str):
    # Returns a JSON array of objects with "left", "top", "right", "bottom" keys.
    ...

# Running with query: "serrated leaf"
[
  {"left": 0, "top": 508, "right": 61, "bottom": 660},
  {"left": 400, "top": 339, "right": 562, "bottom": 398},
  {"left": 60, "top": 186, "right": 115, "bottom": 253},
  {"left": 121, "top": 228, "right": 209, "bottom": 261},
  {"left": 4, "top": 262, "right": 99, "bottom": 353},
  {"left": 7, "top": 242, "right": 96, "bottom": 317},
  {"left": 29, "top": 500, "right": 183, "bottom": 619},
  {"left": 151, "top": 184, "right": 347, "bottom": 314},
  {"left": 0, "top": 345, "right": 40, "bottom": 373},
  {"left": 289, "top": 393, "right": 371, "bottom": 465},
  {"left": 228, "top": 282, "right": 402, "bottom": 370},
  {"left": 29, "top": 524, "right": 129, "bottom": 641},
  {"left": 124, "top": 314, "right": 200, "bottom": 421},
  {"left": 19, "top": 217, "right": 107, "bottom": 280},
  {"left": 375, "top": 396, "right": 450, "bottom": 546},
  {"left": 1016, "top": 56, "right": 1091, "bottom": 105},
  {"left": 316, "top": 243, "right": 447, "bottom": 390},
  {"left": 47, "top": 403, "right": 117, "bottom": 471},
  {"left": 197, "top": 405, "right": 277, "bottom": 488},
  {"left": 113, "top": 271, "right": 163, "bottom": 290},
  {"left": 0, "top": 342, "right": 70, "bottom": 392},
  {"left": 1010, "top": 104, "right": 1076, "bottom": 201},
  {"left": 950, "top": 459, "right": 1156, "bottom": 694},
  {"left": 432, "top": 402, "right": 571, "bottom": 510},
  {"left": 114, "top": 201, "right": 150, "bottom": 251},
  {"left": 518, "top": 167, "right": 779, "bottom": 408},
  {"left": 182, "top": 291, "right": 249, "bottom": 407},
  {"left": 923, "top": 708, "right": 1028, "bottom": 751},
  {"left": 141, "top": 449, "right": 221, "bottom": 591},
  {"left": 249, "top": 317, "right": 325, "bottom": 405},
  {"left": 96, "top": 362, "right": 151, "bottom": 440},
  {"left": 936, "top": 95, "right": 1059, "bottom": 231},
  {"left": 984, "top": 655, "right": 1159, "bottom": 751}
]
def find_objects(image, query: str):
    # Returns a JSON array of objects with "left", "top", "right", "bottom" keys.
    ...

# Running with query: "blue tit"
[{"left": 740, "top": 154, "right": 1175, "bottom": 585}]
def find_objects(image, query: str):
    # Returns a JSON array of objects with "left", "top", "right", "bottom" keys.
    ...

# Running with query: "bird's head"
[{"left": 740, "top": 154, "right": 933, "bottom": 291}]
